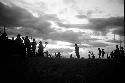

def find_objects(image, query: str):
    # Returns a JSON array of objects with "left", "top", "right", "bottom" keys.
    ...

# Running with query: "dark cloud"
[
  {"left": 0, "top": 2, "right": 54, "bottom": 37},
  {"left": 44, "top": 31, "right": 100, "bottom": 45},
  {"left": 89, "top": 17, "right": 124, "bottom": 36},
  {"left": 45, "top": 31, "right": 82, "bottom": 43},
  {"left": 57, "top": 17, "right": 124, "bottom": 36},
  {"left": 0, "top": 2, "right": 98, "bottom": 45},
  {"left": 0, "top": 1, "right": 123, "bottom": 49},
  {"left": 0, "top": 2, "right": 34, "bottom": 27},
  {"left": 89, "top": 17, "right": 124, "bottom": 31}
]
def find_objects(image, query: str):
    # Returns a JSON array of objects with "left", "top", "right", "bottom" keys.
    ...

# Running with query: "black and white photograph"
[{"left": 0, "top": 0, "right": 124, "bottom": 83}]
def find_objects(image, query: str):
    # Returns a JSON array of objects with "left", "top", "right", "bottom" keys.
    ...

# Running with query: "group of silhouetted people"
[
  {"left": 0, "top": 28, "right": 81, "bottom": 59},
  {"left": 0, "top": 27, "right": 124, "bottom": 60},
  {"left": 87, "top": 46, "right": 124, "bottom": 60},
  {"left": 98, "top": 48, "right": 105, "bottom": 59},
  {"left": 0, "top": 27, "right": 48, "bottom": 58},
  {"left": 0, "top": 27, "right": 64, "bottom": 58},
  {"left": 108, "top": 45, "right": 125, "bottom": 60}
]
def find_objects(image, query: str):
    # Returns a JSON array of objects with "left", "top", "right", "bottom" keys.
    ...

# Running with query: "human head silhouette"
[
  {"left": 26, "top": 36, "right": 28, "bottom": 39},
  {"left": 116, "top": 45, "right": 119, "bottom": 49},
  {"left": 121, "top": 47, "right": 124, "bottom": 50},
  {"left": 98, "top": 48, "right": 100, "bottom": 50},
  {"left": 17, "top": 34, "right": 21, "bottom": 38},
  {"left": 33, "top": 39, "right": 35, "bottom": 42},
  {"left": 22, "top": 37, "right": 25, "bottom": 40},
  {"left": 75, "top": 43, "right": 78, "bottom": 46},
  {"left": 39, "top": 41, "right": 42, "bottom": 44}
]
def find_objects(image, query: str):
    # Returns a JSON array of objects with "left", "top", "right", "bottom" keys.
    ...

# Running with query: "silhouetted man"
[
  {"left": 12, "top": 37, "right": 14, "bottom": 41},
  {"left": 70, "top": 54, "right": 73, "bottom": 59},
  {"left": 54, "top": 53, "right": 57, "bottom": 57},
  {"left": 120, "top": 47, "right": 124, "bottom": 58},
  {"left": 15, "top": 34, "right": 23, "bottom": 43},
  {"left": 110, "top": 51, "right": 114, "bottom": 59},
  {"left": 24, "top": 36, "right": 31, "bottom": 56},
  {"left": 48, "top": 54, "right": 51, "bottom": 58},
  {"left": 114, "top": 45, "right": 120, "bottom": 59},
  {"left": 75, "top": 44, "right": 80, "bottom": 59},
  {"left": 15, "top": 34, "right": 23, "bottom": 55},
  {"left": 107, "top": 54, "right": 110, "bottom": 59},
  {"left": 31, "top": 39, "right": 37, "bottom": 56},
  {"left": 38, "top": 41, "right": 44, "bottom": 57},
  {"left": 90, "top": 51, "right": 95, "bottom": 59},
  {"left": 0, "top": 27, "right": 9, "bottom": 57},
  {"left": 98, "top": 48, "right": 101, "bottom": 58},
  {"left": 88, "top": 51, "right": 91, "bottom": 59},
  {"left": 0, "top": 27, "right": 8, "bottom": 41},
  {"left": 102, "top": 49, "right": 105, "bottom": 59}
]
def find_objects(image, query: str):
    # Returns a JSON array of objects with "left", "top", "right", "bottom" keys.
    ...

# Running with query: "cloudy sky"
[{"left": 0, "top": 0, "right": 124, "bottom": 58}]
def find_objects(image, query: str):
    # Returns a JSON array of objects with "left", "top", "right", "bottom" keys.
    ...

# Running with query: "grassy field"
[{"left": 1, "top": 56, "right": 125, "bottom": 83}]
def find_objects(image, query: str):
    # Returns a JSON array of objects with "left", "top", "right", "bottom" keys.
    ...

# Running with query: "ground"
[{"left": 1, "top": 56, "right": 125, "bottom": 83}]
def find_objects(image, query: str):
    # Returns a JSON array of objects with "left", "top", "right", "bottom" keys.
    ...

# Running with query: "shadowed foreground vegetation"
[
  {"left": 0, "top": 27, "right": 124, "bottom": 83},
  {"left": 1, "top": 56, "right": 125, "bottom": 83}
]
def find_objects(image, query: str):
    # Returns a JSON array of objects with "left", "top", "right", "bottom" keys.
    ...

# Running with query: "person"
[
  {"left": 55, "top": 53, "right": 57, "bottom": 57},
  {"left": 24, "top": 36, "right": 31, "bottom": 56},
  {"left": 31, "top": 39, "right": 37, "bottom": 56},
  {"left": 38, "top": 41, "right": 44, "bottom": 57},
  {"left": 15, "top": 34, "right": 23, "bottom": 55},
  {"left": 0, "top": 27, "right": 10, "bottom": 57},
  {"left": 114, "top": 45, "right": 120, "bottom": 59},
  {"left": 88, "top": 51, "right": 91, "bottom": 59},
  {"left": 107, "top": 54, "right": 110, "bottom": 59},
  {"left": 12, "top": 37, "right": 14, "bottom": 41},
  {"left": 90, "top": 51, "right": 95, "bottom": 59},
  {"left": 92, "top": 54, "right": 95, "bottom": 59},
  {"left": 0, "top": 27, "right": 8, "bottom": 41},
  {"left": 48, "top": 54, "right": 51, "bottom": 58},
  {"left": 98, "top": 48, "right": 101, "bottom": 58},
  {"left": 15, "top": 34, "right": 23, "bottom": 43},
  {"left": 102, "top": 49, "right": 105, "bottom": 59},
  {"left": 45, "top": 51, "right": 49, "bottom": 57},
  {"left": 110, "top": 51, "right": 114, "bottom": 59},
  {"left": 75, "top": 43, "right": 80, "bottom": 59},
  {"left": 120, "top": 47, "right": 124, "bottom": 59},
  {"left": 57, "top": 52, "right": 61, "bottom": 58},
  {"left": 70, "top": 54, "right": 73, "bottom": 59}
]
